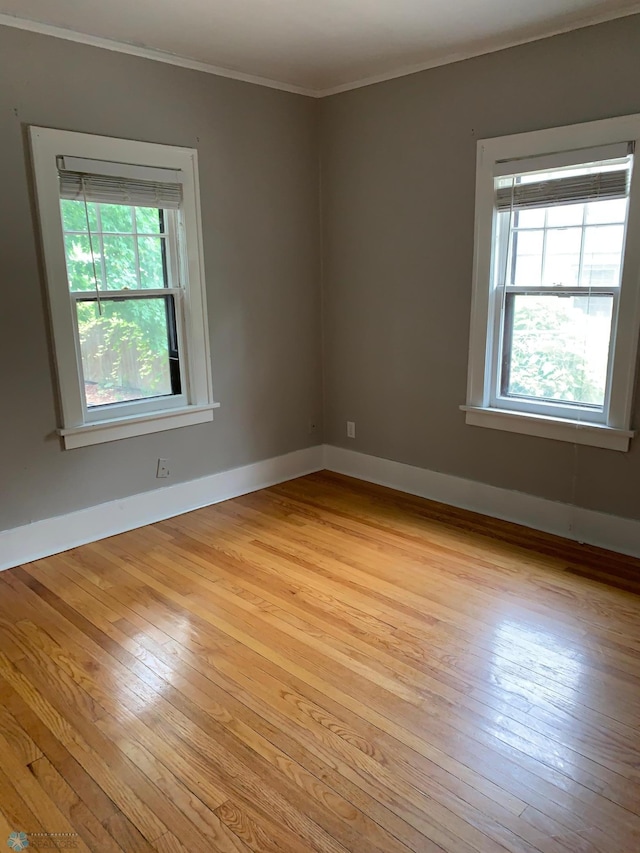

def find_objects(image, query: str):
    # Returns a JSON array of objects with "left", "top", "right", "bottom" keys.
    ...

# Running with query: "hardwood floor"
[{"left": 1, "top": 470, "right": 640, "bottom": 853}]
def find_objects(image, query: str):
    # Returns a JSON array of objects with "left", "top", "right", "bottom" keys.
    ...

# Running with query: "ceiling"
[{"left": 1, "top": 0, "right": 639, "bottom": 95}]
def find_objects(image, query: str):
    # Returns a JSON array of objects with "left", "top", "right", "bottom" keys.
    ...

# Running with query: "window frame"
[
  {"left": 30, "top": 127, "right": 218, "bottom": 449},
  {"left": 463, "top": 114, "right": 640, "bottom": 452}
]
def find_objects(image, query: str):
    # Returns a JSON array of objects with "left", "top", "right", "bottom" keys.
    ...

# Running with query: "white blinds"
[
  {"left": 495, "top": 168, "right": 630, "bottom": 212},
  {"left": 59, "top": 170, "right": 183, "bottom": 209},
  {"left": 57, "top": 155, "right": 183, "bottom": 209}
]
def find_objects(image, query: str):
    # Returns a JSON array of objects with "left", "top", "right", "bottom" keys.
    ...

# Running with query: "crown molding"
[
  {"left": 0, "top": 12, "right": 318, "bottom": 98},
  {"left": 1, "top": 6, "right": 640, "bottom": 100}
]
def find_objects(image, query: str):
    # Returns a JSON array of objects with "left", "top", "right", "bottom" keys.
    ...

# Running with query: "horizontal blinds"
[
  {"left": 59, "top": 171, "right": 183, "bottom": 209},
  {"left": 495, "top": 168, "right": 629, "bottom": 212}
]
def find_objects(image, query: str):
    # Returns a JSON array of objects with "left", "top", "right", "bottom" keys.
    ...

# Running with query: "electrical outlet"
[
  {"left": 347, "top": 421, "right": 356, "bottom": 439},
  {"left": 308, "top": 420, "right": 319, "bottom": 436},
  {"left": 156, "top": 458, "right": 170, "bottom": 478}
]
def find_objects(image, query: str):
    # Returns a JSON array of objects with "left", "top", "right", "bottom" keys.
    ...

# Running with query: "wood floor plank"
[
  {"left": 0, "top": 650, "right": 168, "bottom": 846},
  {"left": 106, "top": 527, "right": 639, "bottom": 816},
  {"left": 0, "top": 764, "right": 44, "bottom": 840},
  {"left": 0, "top": 599, "right": 237, "bottom": 853},
  {"left": 1, "top": 472, "right": 640, "bottom": 852},
  {"left": 7, "top": 573, "right": 398, "bottom": 853},
  {"left": 124, "top": 544, "right": 634, "bottom": 824},
  {"left": 238, "top": 482, "right": 640, "bottom": 643},
  {"left": 38, "top": 524, "right": 640, "bottom": 840},
  {"left": 0, "top": 673, "right": 121, "bottom": 827},
  {"left": 150, "top": 544, "right": 640, "bottom": 784},
  {"left": 0, "top": 732, "right": 92, "bottom": 852},
  {"left": 0, "top": 703, "right": 43, "bottom": 767},
  {"left": 27, "top": 756, "right": 123, "bottom": 853},
  {"left": 162, "top": 496, "right": 640, "bottom": 688}
]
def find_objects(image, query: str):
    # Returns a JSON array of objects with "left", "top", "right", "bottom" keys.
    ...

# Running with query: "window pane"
[
  {"left": 99, "top": 203, "right": 133, "bottom": 233},
  {"left": 60, "top": 199, "right": 97, "bottom": 233},
  {"left": 585, "top": 198, "right": 627, "bottom": 225},
  {"left": 103, "top": 235, "right": 138, "bottom": 289},
  {"left": 138, "top": 236, "right": 166, "bottom": 288},
  {"left": 547, "top": 203, "right": 584, "bottom": 227},
  {"left": 511, "top": 230, "right": 543, "bottom": 286},
  {"left": 77, "top": 297, "right": 176, "bottom": 407},
  {"left": 581, "top": 255, "right": 623, "bottom": 288},
  {"left": 581, "top": 225, "right": 625, "bottom": 287},
  {"left": 583, "top": 224, "right": 624, "bottom": 255},
  {"left": 62, "top": 201, "right": 170, "bottom": 291},
  {"left": 64, "top": 234, "right": 102, "bottom": 292},
  {"left": 514, "top": 209, "right": 545, "bottom": 229},
  {"left": 136, "top": 207, "right": 163, "bottom": 234},
  {"left": 514, "top": 230, "right": 544, "bottom": 256},
  {"left": 543, "top": 227, "right": 582, "bottom": 287},
  {"left": 504, "top": 293, "right": 613, "bottom": 407}
]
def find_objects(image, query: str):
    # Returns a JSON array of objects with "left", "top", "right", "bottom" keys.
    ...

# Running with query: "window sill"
[
  {"left": 58, "top": 402, "right": 221, "bottom": 449},
  {"left": 461, "top": 406, "right": 634, "bottom": 451}
]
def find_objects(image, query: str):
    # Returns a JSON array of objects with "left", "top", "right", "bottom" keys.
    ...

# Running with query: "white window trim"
[
  {"left": 30, "top": 127, "right": 219, "bottom": 449},
  {"left": 464, "top": 114, "right": 640, "bottom": 452}
]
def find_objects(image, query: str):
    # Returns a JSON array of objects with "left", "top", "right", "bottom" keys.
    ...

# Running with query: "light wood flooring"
[{"left": 1, "top": 471, "right": 640, "bottom": 853}]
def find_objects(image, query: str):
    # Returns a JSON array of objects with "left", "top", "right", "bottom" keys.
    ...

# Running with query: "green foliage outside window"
[
  {"left": 76, "top": 300, "right": 171, "bottom": 399},
  {"left": 507, "top": 296, "right": 610, "bottom": 407}
]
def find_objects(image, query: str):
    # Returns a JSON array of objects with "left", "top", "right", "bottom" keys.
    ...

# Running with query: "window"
[
  {"left": 464, "top": 115, "right": 640, "bottom": 451},
  {"left": 30, "top": 128, "right": 218, "bottom": 449}
]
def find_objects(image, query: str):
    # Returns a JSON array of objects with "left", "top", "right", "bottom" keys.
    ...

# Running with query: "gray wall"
[
  {"left": 3, "top": 15, "right": 640, "bottom": 535},
  {"left": 0, "top": 25, "right": 322, "bottom": 531},
  {"left": 321, "top": 14, "right": 640, "bottom": 522}
]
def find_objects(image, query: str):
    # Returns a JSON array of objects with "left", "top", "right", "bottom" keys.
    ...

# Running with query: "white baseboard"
[
  {"left": 2, "top": 443, "right": 638, "bottom": 571},
  {"left": 0, "top": 445, "right": 323, "bottom": 571},
  {"left": 323, "top": 445, "right": 640, "bottom": 560}
]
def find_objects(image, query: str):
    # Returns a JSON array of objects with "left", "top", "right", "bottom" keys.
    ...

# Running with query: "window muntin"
[{"left": 489, "top": 157, "right": 632, "bottom": 421}]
